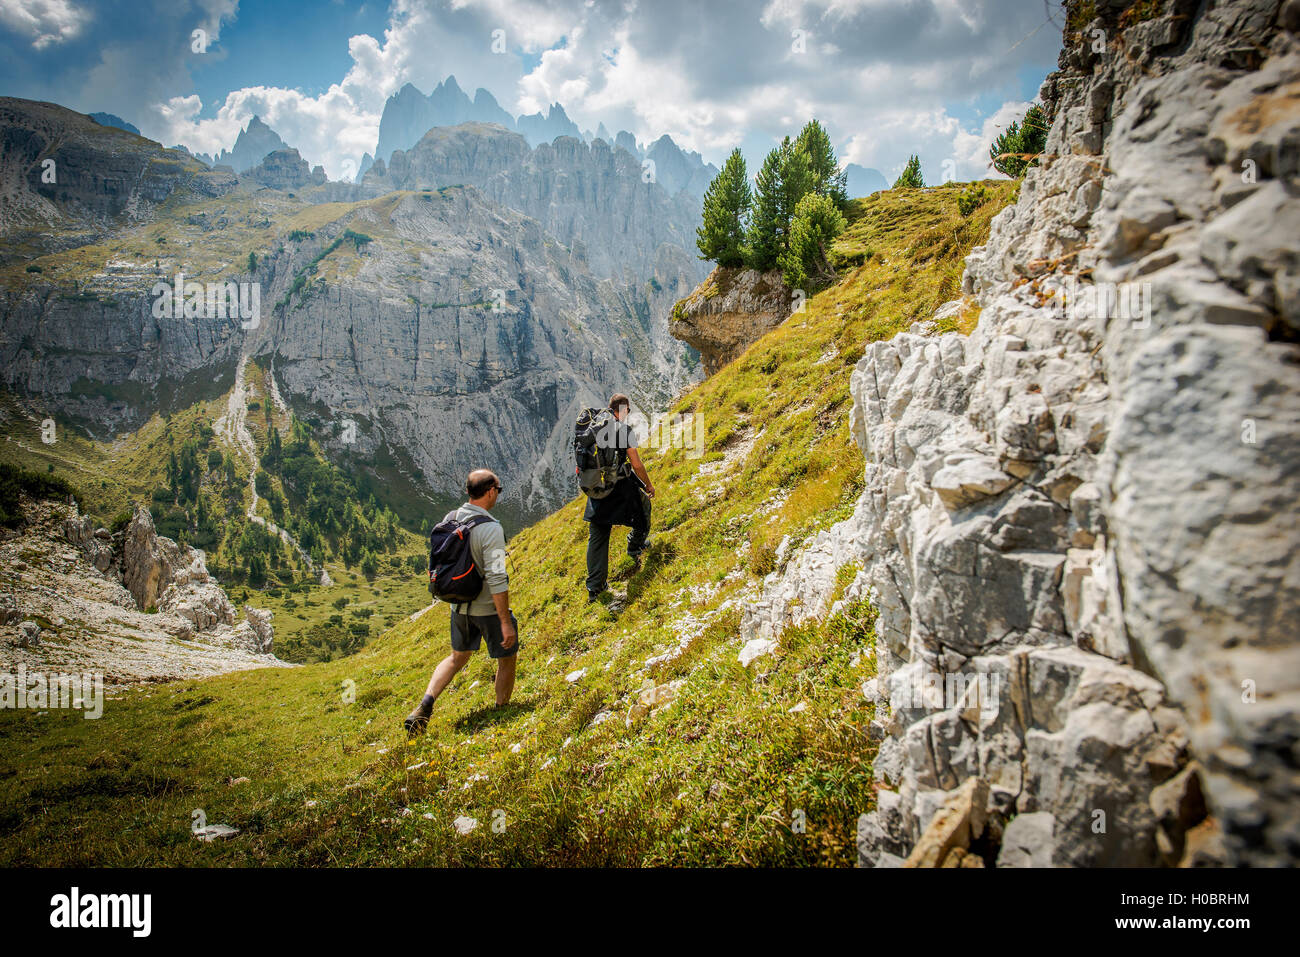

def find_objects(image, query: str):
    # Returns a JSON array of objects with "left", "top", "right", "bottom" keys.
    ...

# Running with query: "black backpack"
[
  {"left": 428, "top": 513, "right": 495, "bottom": 604},
  {"left": 574, "top": 407, "right": 624, "bottom": 499}
]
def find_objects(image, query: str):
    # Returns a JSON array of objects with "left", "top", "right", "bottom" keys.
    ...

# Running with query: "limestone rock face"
[
  {"left": 750, "top": 0, "right": 1300, "bottom": 866},
  {"left": 0, "top": 97, "right": 235, "bottom": 246},
  {"left": 258, "top": 188, "right": 697, "bottom": 514},
  {"left": 0, "top": 100, "right": 702, "bottom": 522},
  {"left": 121, "top": 505, "right": 255, "bottom": 646},
  {"left": 123, "top": 505, "right": 192, "bottom": 611},
  {"left": 669, "top": 267, "right": 794, "bottom": 374}
]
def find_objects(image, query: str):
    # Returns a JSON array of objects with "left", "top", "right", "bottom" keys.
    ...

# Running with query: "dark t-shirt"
[{"left": 596, "top": 417, "right": 638, "bottom": 461}]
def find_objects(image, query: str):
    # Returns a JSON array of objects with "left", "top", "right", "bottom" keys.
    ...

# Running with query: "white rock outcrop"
[
  {"left": 2, "top": 498, "right": 289, "bottom": 683},
  {"left": 745, "top": 0, "right": 1299, "bottom": 866}
]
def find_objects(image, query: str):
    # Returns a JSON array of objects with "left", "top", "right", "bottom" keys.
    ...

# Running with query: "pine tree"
[
  {"left": 893, "top": 154, "right": 924, "bottom": 189},
  {"left": 747, "top": 144, "right": 787, "bottom": 272},
  {"left": 778, "top": 192, "right": 847, "bottom": 291},
  {"left": 990, "top": 104, "right": 1050, "bottom": 177},
  {"left": 165, "top": 450, "right": 180, "bottom": 500},
  {"left": 696, "top": 148, "right": 752, "bottom": 268},
  {"left": 795, "top": 119, "right": 847, "bottom": 207},
  {"left": 782, "top": 143, "right": 814, "bottom": 224},
  {"left": 747, "top": 137, "right": 816, "bottom": 272}
]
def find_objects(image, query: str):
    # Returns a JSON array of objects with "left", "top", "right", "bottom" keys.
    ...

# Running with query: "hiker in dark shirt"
[{"left": 584, "top": 393, "right": 656, "bottom": 602}]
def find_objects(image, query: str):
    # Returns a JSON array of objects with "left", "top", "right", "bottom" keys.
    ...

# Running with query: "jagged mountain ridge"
[
  {"left": 361, "top": 122, "right": 708, "bottom": 284},
  {"left": 199, "top": 115, "right": 292, "bottom": 173},
  {"left": 370, "top": 76, "right": 718, "bottom": 198}
]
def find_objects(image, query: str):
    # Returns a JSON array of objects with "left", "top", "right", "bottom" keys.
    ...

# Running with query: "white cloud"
[
  {"left": 147, "top": 0, "right": 1056, "bottom": 184},
  {"left": 951, "top": 98, "right": 1032, "bottom": 181},
  {"left": 0, "top": 0, "right": 89, "bottom": 49}
]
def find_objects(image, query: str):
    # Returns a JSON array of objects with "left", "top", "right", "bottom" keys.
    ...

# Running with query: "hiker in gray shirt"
[{"left": 405, "top": 469, "right": 518, "bottom": 734}]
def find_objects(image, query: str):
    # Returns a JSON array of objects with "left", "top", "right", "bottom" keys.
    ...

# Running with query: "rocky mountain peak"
[
  {"left": 215, "top": 115, "right": 294, "bottom": 173},
  {"left": 241, "top": 147, "right": 316, "bottom": 190}
]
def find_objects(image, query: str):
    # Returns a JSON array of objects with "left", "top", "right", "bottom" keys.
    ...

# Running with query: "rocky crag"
[
  {"left": 742, "top": 0, "right": 1299, "bottom": 866},
  {"left": 0, "top": 98, "right": 236, "bottom": 256},
  {"left": 369, "top": 77, "right": 718, "bottom": 195},
  {"left": 242, "top": 148, "right": 326, "bottom": 192},
  {"left": 670, "top": 267, "right": 794, "bottom": 374},
  {"left": 201, "top": 115, "right": 293, "bottom": 173},
  {"left": 1, "top": 497, "right": 283, "bottom": 684}
]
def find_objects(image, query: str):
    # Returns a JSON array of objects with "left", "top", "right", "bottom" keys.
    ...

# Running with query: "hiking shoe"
[{"left": 403, "top": 708, "right": 430, "bottom": 736}]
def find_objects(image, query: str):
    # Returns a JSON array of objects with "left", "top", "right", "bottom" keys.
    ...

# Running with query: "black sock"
[{"left": 417, "top": 693, "right": 435, "bottom": 714}]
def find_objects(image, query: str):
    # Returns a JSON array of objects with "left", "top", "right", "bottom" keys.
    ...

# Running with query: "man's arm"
[
  {"left": 627, "top": 447, "right": 655, "bottom": 497},
  {"left": 481, "top": 523, "right": 515, "bottom": 648},
  {"left": 491, "top": 590, "right": 516, "bottom": 649}
]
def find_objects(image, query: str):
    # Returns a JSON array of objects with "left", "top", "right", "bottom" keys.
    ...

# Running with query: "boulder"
[
  {"left": 16, "top": 620, "right": 41, "bottom": 647},
  {"left": 231, "top": 606, "right": 274, "bottom": 654},
  {"left": 669, "top": 267, "right": 794, "bottom": 374},
  {"left": 903, "top": 777, "right": 989, "bottom": 868},
  {"left": 997, "top": 812, "right": 1056, "bottom": 867}
]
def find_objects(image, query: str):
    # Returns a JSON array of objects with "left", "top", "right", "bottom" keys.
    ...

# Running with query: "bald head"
[{"left": 467, "top": 469, "right": 500, "bottom": 506}]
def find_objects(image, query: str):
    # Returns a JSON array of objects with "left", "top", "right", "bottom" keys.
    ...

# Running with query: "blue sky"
[
  {"left": 0, "top": 0, "right": 1064, "bottom": 183},
  {"left": 188, "top": 2, "right": 392, "bottom": 107}
]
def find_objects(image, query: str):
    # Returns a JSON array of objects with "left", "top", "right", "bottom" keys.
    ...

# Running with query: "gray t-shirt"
[{"left": 445, "top": 503, "right": 508, "bottom": 617}]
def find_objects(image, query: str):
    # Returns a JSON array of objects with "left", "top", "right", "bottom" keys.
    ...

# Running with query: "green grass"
[{"left": 0, "top": 182, "right": 1014, "bottom": 865}]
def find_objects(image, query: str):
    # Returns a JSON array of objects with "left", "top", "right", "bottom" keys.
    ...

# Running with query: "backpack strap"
[{"left": 449, "top": 513, "right": 498, "bottom": 616}]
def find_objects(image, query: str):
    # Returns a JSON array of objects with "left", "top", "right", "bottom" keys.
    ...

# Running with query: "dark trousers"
[{"left": 585, "top": 491, "right": 651, "bottom": 597}]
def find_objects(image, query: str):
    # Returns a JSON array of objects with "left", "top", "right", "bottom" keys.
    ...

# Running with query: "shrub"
[
  {"left": 958, "top": 183, "right": 989, "bottom": 217},
  {"left": 0, "top": 463, "right": 76, "bottom": 528}
]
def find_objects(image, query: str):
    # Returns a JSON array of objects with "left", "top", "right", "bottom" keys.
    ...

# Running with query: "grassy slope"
[{"left": 0, "top": 181, "right": 1015, "bottom": 865}]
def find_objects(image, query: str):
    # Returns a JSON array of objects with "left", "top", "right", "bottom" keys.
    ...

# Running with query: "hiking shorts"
[{"left": 450, "top": 611, "right": 520, "bottom": 659}]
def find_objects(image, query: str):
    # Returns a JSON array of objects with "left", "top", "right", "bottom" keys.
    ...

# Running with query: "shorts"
[{"left": 450, "top": 611, "right": 520, "bottom": 659}]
